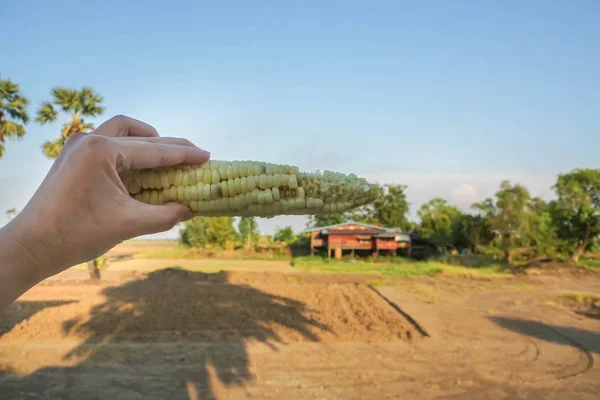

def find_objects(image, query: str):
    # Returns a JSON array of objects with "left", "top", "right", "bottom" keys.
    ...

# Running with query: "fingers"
[
  {"left": 118, "top": 140, "right": 211, "bottom": 171},
  {"left": 119, "top": 136, "right": 198, "bottom": 148},
  {"left": 94, "top": 115, "right": 159, "bottom": 138},
  {"left": 122, "top": 201, "right": 194, "bottom": 238}
]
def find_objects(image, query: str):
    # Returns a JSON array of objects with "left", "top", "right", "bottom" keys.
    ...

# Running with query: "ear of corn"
[{"left": 119, "top": 160, "right": 379, "bottom": 218}]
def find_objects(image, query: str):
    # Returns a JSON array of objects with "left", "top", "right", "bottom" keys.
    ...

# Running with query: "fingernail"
[{"left": 181, "top": 209, "right": 195, "bottom": 222}]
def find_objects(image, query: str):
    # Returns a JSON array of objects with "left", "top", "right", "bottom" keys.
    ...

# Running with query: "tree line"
[
  {"left": 2, "top": 74, "right": 599, "bottom": 264},
  {"left": 308, "top": 174, "right": 599, "bottom": 263}
]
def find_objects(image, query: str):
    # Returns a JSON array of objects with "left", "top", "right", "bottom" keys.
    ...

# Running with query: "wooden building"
[{"left": 303, "top": 221, "right": 411, "bottom": 259}]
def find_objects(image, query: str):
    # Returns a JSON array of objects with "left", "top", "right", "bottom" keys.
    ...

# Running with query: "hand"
[{"left": 0, "top": 115, "right": 210, "bottom": 305}]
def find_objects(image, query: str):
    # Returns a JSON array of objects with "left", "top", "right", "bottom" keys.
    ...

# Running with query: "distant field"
[
  {"left": 105, "top": 239, "right": 179, "bottom": 259},
  {"left": 94, "top": 240, "right": 511, "bottom": 279},
  {"left": 291, "top": 256, "right": 510, "bottom": 279},
  {"left": 87, "top": 239, "right": 600, "bottom": 281}
]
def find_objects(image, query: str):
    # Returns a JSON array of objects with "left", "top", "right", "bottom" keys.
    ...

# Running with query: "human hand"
[{"left": 2, "top": 115, "right": 210, "bottom": 284}]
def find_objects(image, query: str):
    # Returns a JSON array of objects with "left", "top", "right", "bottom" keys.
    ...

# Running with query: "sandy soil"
[{"left": 1, "top": 266, "right": 599, "bottom": 399}]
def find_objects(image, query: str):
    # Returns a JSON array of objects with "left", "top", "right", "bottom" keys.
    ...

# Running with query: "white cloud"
[{"left": 452, "top": 184, "right": 478, "bottom": 206}]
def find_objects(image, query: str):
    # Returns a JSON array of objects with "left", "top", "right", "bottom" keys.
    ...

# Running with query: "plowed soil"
[
  {"left": 1, "top": 266, "right": 600, "bottom": 399},
  {"left": 0, "top": 268, "right": 414, "bottom": 347}
]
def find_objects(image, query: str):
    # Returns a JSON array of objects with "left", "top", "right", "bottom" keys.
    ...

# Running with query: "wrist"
[
  {"left": 0, "top": 213, "right": 58, "bottom": 279},
  {"left": 0, "top": 221, "right": 49, "bottom": 308}
]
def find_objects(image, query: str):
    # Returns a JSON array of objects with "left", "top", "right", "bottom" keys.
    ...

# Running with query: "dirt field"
[{"left": 1, "top": 245, "right": 600, "bottom": 399}]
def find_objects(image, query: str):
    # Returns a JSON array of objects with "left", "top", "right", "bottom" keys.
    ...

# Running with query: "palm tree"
[
  {"left": 0, "top": 75, "right": 30, "bottom": 158},
  {"left": 36, "top": 86, "right": 106, "bottom": 279},
  {"left": 36, "top": 86, "right": 104, "bottom": 158}
]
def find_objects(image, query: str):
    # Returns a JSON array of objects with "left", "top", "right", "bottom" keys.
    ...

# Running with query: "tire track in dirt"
[
  {"left": 534, "top": 324, "right": 594, "bottom": 381},
  {"left": 464, "top": 291, "right": 595, "bottom": 382}
]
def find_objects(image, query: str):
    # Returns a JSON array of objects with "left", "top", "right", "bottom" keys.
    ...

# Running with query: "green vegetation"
[
  {"left": 273, "top": 226, "right": 295, "bottom": 245},
  {"left": 556, "top": 292, "right": 600, "bottom": 304},
  {"left": 553, "top": 292, "right": 600, "bottom": 319},
  {"left": 291, "top": 256, "right": 509, "bottom": 279},
  {"left": 579, "top": 259, "right": 600, "bottom": 271},
  {"left": 238, "top": 217, "right": 260, "bottom": 248},
  {"left": 0, "top": 75, "right": 30, "bottom": 158},
  {"left": 180, "top": 217, "right": 237, "bottom": 250},
  {"left": 418, "top": 198, "right": 461, "bottom": 247},
  {"left": 552, "top": 169, "right": 600, "bottom": 262},
  {"left": 35, "top": 86, "right": 105, "bottom": 158}
]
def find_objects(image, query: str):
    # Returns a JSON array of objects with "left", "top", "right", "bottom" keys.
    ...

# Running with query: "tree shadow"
[
  {"left": 489, "top": 316, "right": 600, "bottom": 354},
  {"left": 0, "top": 267, "right": 331, "bottom": 399},
  {"left": 0, "top": 300, "right": 75, "bottom": 338}
]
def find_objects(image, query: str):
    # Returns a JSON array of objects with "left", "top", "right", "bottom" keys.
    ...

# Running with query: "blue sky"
[{"left": 1, "top": 0, "right": 599, "bottom": 237}]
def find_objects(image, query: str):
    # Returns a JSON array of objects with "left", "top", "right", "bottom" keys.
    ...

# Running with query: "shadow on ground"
[
  {"left": 490, "top": 316, "right": 600, "bottom": 354},
  {"left": 0, "top": 267, "right": 330, "bottom": 400}
]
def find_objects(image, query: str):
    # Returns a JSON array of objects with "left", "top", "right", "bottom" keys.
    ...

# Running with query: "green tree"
[
  {"left": 306, "top": 213, "right": 347, "bottom": 228},
  {"left": 452, "top": 214, "right": 494, "bottom": 252},
  {"left": 418, "top": 197, "right": 461, "bottom": 246},
  {"left": 371, "top": 184, "right": 410, "bottom": 229},
  {"left": 479, "top": 180, "right": 532, "bottom": 262},
  {"left": 471, "top": 198, "right": 497, "bottom": 219},
  {"left": 238, "top": 217, "right": 260, "bottom": 248},
  {"left": 273, "top": 226, "right": 295, "bottom": 244},
  {"left": 36, "top": 86, "right": 105, "bottom": 158},
  {"left": 36, "top": 86, "right": 105, "bottom": 278},
  {"left": 0, "top": 75, "right": 29, "bottom": 158},
  {"left": 179, "top": 217, "right": 209, "bottom": 248},
  {"left": 526, "top": 197, "right": 559, "bottom": 257},
  {"left": 206, "top": 217, "right": 237, "bottom": 248},
  {"left": 552, "top": 168, "right": 600, "bottom": 262}
]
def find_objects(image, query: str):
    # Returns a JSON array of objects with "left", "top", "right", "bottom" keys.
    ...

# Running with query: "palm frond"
[
  {"left": 78, "top": 87, "right": 105, "bottom": 117},
  {"left": 2, "top": 121, "right": 26, "bottom": 139},
  {"left": 0, "top": 75, "right": 30, "bottom": 124},
  {"left": 51, "top": 87, "right": 78, "bottom": 113},
  {"left": 81, "top": 122, "right": 95, "bottom": 131},
  {"left": 42, "top": 136, "right": 67, "bottom": 159},
  {"left": 0, "top": 143, "right": 4, "bottom": 158},
  {"left": 6, "top": 97, "right": 30, "bottom": 124},
  {"left": 35, "top": 101, "right": 58, "bottom": 124},
  {"left": 0, "top": 76, "right": 21, "bottom": 99}
]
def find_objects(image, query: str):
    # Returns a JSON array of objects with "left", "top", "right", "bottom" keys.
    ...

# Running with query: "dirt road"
[{"left": 0, "top": 268, "right": 599, "bottom": 399}]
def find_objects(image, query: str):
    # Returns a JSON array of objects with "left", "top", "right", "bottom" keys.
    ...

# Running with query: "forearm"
[{"left": 0, "top": 223, "right": 47, "bottom": 311}]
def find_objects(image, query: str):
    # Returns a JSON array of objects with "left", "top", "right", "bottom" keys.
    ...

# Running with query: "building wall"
[
  {"left": 375, "top": 238, "right": 398, "bottom": 250},
  {"left": 327, "top": 234, "right": 373, "bottom": 249}
]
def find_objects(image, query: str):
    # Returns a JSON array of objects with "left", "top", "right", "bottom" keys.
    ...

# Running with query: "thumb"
[{"left": 123, "top": 201, "right": 195, "bottom": 238}]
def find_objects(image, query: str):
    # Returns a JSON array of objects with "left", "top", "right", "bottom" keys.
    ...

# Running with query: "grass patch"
[
  {"left": 556, "top": 292, "right": 600, "bottom": 304},
  {"left": 432, "top": 253, "right": 504, "bottom": 268},
  {"left": 579, "top": 259, "right": 600, "bottom": 271},
  {"left": 132, "top": 246, "right": 204, "bottom": 259},
  {"left": 553, "top": 292, "right": 600, "bottom": 319},
  {"left": 292, "top": 256, "right": 509, "bottom": 279}
]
